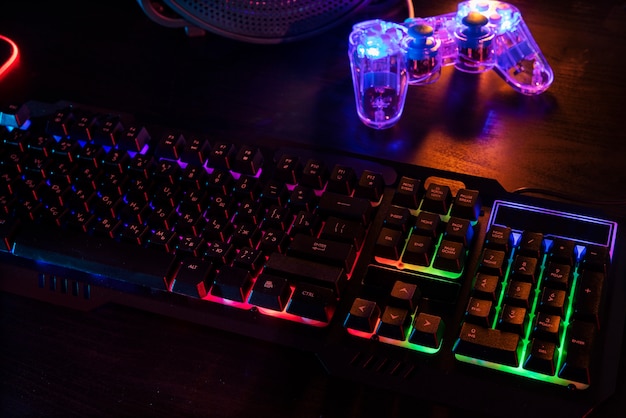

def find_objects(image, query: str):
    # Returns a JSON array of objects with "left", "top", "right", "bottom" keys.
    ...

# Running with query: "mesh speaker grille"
[{"left": 159, "top": 0, "right": 374, "bottom": 43}]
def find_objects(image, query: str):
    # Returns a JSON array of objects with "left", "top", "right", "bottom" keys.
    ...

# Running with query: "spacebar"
[{"left": 12, "top": 224, "right": 174, "bottom": 290}]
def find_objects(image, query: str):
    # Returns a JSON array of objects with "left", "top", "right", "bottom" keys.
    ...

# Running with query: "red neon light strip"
[{"left": 0, "top": 35, "right": 19, "bottom": 79}]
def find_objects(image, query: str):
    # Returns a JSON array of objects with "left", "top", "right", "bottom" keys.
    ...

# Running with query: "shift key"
[{"left": 12, "top": 223, "right": 175, "bottom": 289}]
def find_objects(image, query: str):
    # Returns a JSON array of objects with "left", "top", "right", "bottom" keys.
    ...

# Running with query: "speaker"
[{"left": 137, "top": 0, "right": 404, "bottom": 43}]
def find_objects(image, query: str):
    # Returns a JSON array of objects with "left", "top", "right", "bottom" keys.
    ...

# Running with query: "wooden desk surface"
[{"left": 1, "top": 0, "right": 625, "bottom": 416}]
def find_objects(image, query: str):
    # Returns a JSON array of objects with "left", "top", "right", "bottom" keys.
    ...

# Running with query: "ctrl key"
[
  {"left": 286, "top": 282, "right": 336, "bottom": 323},
  {"left": 454, "top": 323, "right": 520, "bottom": 366}
]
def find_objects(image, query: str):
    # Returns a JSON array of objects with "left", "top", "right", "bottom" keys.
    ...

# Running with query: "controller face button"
[{"left": 462, "top": 11, "right": 489, "bottom": 30}]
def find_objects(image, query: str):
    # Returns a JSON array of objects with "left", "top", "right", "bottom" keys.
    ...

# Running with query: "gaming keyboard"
[{"left": 1, "top": 100, "right": 624, "bottom": 417}]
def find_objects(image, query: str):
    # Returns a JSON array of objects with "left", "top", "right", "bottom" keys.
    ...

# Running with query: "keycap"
[
  {"left": 286, "top": 282, "right": 335, "bottom": 322},
  {"left": 465, "top": 297, "right": 493, "bottom": 327},
  {"left": 497, "top": 305, "right": 527, "bottom": 335},
  {"left": 409, "top": 313, "right": 445, "bottom": 349},
  {"left": 454, "top": 323, "right": 520, "bottom": 366},
  {"left": 444, "top": 217, "right": 474, "bottom": 246},
  {"left": 414, "top": 211, "right": 440, "bottom": 238},
  {"left": 401, "top": 234, "right": 434, "bottom": 266},
  {"left": 264, "top": 253, "right": 346, "bottom": 294},
  {"left": 288, "top": 234, "right": 356, "bottom": 271},
  {"left": 354, "top": 170, "right": 384, "bottom": 201},
  {"left": 373, "top": 227, "right": 404, "bottom": 260},
  {"left": 248, "top": 274, "right": 291, "bottom": 311},
  {"left": 388, "top": 280, "right": 420, "bottom": 311},
  {"left": 421, "top": 183, "right": 451, "bottom": 214},
  {"left": 391, "top": 176, "right": 421, "bottom": 209},
  {"left": 172, "top": 258, "right": 213, "bottom": 297},
  {"left": 210, "top": 265, "right": 252, "bottom": 302},
  {"left": 320, "top": 216, "right": 365, "bottom": 248},
  {"left": 376, "top": 306, "right": 410, "bottom": 340},
  {"left": 273, "top": 155, "right": 301, "bottom": 184},
  {"left": 573, "top": 270, "right": 604, "bottom": 328},
  {"left": 317, "top": 192, "right": 372, "bottom": 225},
  {"left": 13, "top": 223, "right": 174, "bottom": 289},
  {"left": 523, "top": 339, "right": 557, "bottom": 375},
  {"left": 344, "top": 298, "right": 380, "bottom": 332},
  {"left": 450, "top": 188, "right": 481, "bottom": 221},
  {"left": 472, "top": 273, "right": 501, "bottom": 301},
  {"left": 433, "top": 240, "right": 465, "bottom": 273},
  {"left": 484, "top": 225, "right": 513, "bottom": 253},
  {"left": 326, "top": 165, "right": 356, "bottom": 195},
  {"left": 558, "top": 321, "right": 596, "bottom": 384},
  {"left": 517, "top": 231, "right": 544, "bottom": 258}
]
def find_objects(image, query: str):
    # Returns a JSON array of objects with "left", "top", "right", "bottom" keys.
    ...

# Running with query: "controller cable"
[{"left": 511, "top": 187, "right": 626, "bottom": 207}]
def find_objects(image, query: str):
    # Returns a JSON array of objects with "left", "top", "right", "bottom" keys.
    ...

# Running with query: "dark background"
[{"left": 1, "top": 0, "right": 625, "bottom": 417}]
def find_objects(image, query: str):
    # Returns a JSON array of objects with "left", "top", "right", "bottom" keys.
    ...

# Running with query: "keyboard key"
[
  {"left": 317, "top": 192, "right": 372, "bottom": 225},
  {"left": 373, "top": 227, "right": 404, "bottom": 260},
  {"left": 286, "top": 282, "right": 335, "bottom": 322},
  {"left": 320, "top": 217, "right": 365, "bottom": 248},
  {"left": 300, "top": 158, "right": 328, "bottom": 189},
  {"left": 274, "top": 155, "right": 301, "bottom": 184},
  {"left": 444, "top": 217, "right": 474, "bottom": 247},
  {"left": 548, "top": 238, "right": 576, "bottom": 265},
  {"left": 497, "top": 305, "right": 527, "bottom": 335},
  {"left": 523, "top": 339, "right": 557, "bottom": 375},
  {"left": 532, "top": 312, "right": 562, "bottom": 344},
  {"left": 376, "top": 306, "right": 410, "bottom": 340},
  {"left": 464, "top": 297, "right": 493, "bottom": 327},
  {"left": 327, "top": 165, "right": 356, "bottom": 195},
  {"left": 421, "top": 183, "right": 451, "bottom": 214},
  {"left": 573, "top": 270, "right": 604, "bottom": 328},
  {"left": 354, "top": 170, "right": 384, "bottom": 201},
  {"left": 288, "top": 234, "right": 356, "bottom": 271},
  {"left": 450, "top": 188, "right": 481, "bottom": 221},
  {"left": 414, "top": 211, "right": 440, "bottom": 239},
  {"left": 409, "top": 313, "right": 445, "bottom": 349},
  {"left": 344, "top": 298, "right": 380, "bottom": 332},
  {"left": 558, "top": 321, "right": 596, "bottom": 384},
  {"left": 210, "top": 265, "right": 252, "bottom": 302},
  {"left": 248, "top": 274, "right": 291, "bottom": 311},
  {"left": 581, "top": 245, "right": 609, "bottom": 273},
  {"left": 391, "top": 176, "right": 421, "bottom": 209},
  {"left": 401, "top": 234, "right": 434, "bottom": 266},
  {"left": 517, "top": 231, "right": 544, "bottom": 258},
  {"left": 264, "top": 253, "right": 346, "bottom": 294},
  {"left": 484, "top": 225, "right": 513, "bottom": 253},
  {"left": 433, "top": 240, "right": 465, "bottom": 273},
  {"left": 388, "top": 281, "right": 420, "bottom": 311},
  {"left": 233, "top": 145, "right": 263, "bottom": 175},
  {"left": 472, "top": 273, "right": 501, "bottom": 301},
  {"left": 454, "top": 322, "right": 520, "bottom": 366},
  {"left": 172, "top": 258, "right": 213, "bottom": 297},
  {"left": 505, "top": 280, "right": 533, "bottom": 309}
]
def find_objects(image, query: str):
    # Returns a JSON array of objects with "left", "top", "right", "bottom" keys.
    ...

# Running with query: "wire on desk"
[
  {"left": 511, "top": 187, "right": 626, "bottom": 207},
  {"left": 406, "top": 0, "right": 415, "bottom": 18}
]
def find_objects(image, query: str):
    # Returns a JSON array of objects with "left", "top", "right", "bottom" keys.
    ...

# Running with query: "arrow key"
[
  {"left": 344, "top": 298, "right": 380, "bottom": 333},
  {"left": 389, "top": 280, "right": 421, "bottom": 311},
  {"left": 376, "top": 306, "right": 410, "bottom": 340},
  {"left": 409, "top": 313, "right": 445, "bottom": 349}
]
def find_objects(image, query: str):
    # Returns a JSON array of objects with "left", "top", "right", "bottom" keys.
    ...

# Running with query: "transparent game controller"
[{"left": 348, "top": 1, "right": 554, "bottom": 129}]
